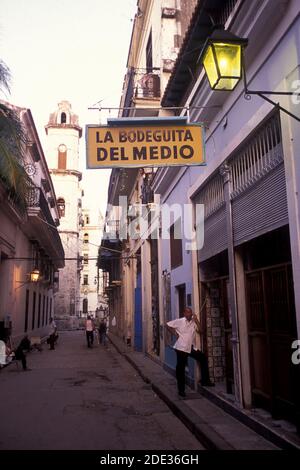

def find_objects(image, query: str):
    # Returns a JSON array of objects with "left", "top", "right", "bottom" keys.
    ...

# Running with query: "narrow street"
[
  {"left": 1, "top": 0, "right": 300, "bottom": 458},
  {"left": 0, "top": 331, "right": 203, "bottom": 450}
]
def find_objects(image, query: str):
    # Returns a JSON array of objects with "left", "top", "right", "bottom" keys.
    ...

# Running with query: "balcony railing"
[
  {"left": 133, "top": 68, "right": 161, "bottom": 100},
  {"left": 104, "top": 220, "right": 120, "bottom": 237},
  {"left": 26, "top": 186, "right": 57, "bottom": 228}
]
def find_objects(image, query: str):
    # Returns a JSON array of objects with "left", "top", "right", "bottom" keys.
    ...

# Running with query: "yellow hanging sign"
[{"left": 86, "top": 124, "right": 205, "bottom": 168}]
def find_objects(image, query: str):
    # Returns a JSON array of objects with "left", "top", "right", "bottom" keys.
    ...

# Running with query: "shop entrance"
[{"left": 244, "top": 226, "right": 298, "bottom": 422}]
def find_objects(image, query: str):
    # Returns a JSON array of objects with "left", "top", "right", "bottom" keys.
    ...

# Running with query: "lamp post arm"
[
  {"left": 256, "top": 92, "right": 300, "bottom": 122},
  {"left": 242, "top": 57, "right": 300, "bottom": 122}
]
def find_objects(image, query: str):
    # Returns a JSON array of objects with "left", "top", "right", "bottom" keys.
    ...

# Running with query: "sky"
[{"left": 0, "top": 0, "right": 137, "bottom": 216}]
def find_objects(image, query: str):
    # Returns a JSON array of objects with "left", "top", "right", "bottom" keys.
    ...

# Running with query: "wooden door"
[{"left": 246, "top": 264, "right": 297, "bottom": 420}]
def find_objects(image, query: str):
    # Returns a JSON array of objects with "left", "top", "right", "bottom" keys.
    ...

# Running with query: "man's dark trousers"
[
  {"left": 176, "top": 348, "right": 210, "bottom": 394},
  {"left": 15, "top": 350, "right": 27, "bottom": 370},
  {"left": 86, "top": 331, "right": 93, "bottom": 347}
]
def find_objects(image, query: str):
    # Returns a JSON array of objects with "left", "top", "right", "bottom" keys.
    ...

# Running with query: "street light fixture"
[
  {"left": 202, "top": 29, "right": 248, "bottom": 91},
  {"left": 30, "top": 269, "right": 40, "bottom": 283},
  {"left": 200, "top": 29, "right": 300, "bottom": 121},
  {"left": 15, "top": 268, "right": 40, "bottom": 290}
]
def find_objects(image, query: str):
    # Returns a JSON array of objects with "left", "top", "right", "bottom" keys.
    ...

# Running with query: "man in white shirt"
[{"left": 167, "top": 307, "right": 213, "bottom": 397}]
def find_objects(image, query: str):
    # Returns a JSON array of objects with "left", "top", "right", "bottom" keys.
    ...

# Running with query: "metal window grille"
[
  {"left": 230, "top": 113, "right": 283, "bottom": 197},
  {"left": 196, "top": 173, "right": 225, "bottom": 219}
]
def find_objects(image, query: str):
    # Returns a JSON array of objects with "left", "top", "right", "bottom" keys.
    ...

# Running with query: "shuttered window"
[
  {"left": 230, "top": 112, "right": 283, "bottom": 197},
  {"left": 195, "top": 173, "right": 226, "bottom": 262},
  {"left": 170, "top": 219, "right": 183, "bottom": 269},
  {"left": 194, "top": 111, "right": 286, "bottom": 261},
  {"left": 58, "top": 151, "right": 67, "bottom": 170},
  {"left": 31, "top": 292, "right": 36, "bottom": 330},
  {"left": 231, "top": 112, "right": 287, "bottom": 246},
  {"left": 37, "top": 294, "right": 41, "bottom": 328},
  {"left": 24, "top": 289, "right": 29, "bottom": 332}
]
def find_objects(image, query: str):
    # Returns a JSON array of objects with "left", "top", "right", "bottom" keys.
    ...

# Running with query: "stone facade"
[
  {"left": 45, "top": 101, "right": 82, "bottom": 329},
  {"left": 79, "top": 208, "right": 103, "bottom": 317},
  {"left": 0, "top": 102, "right": 64, "bottom": 344}
]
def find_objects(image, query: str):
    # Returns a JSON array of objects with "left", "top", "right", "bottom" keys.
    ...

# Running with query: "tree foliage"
[{"left": 0, "top": 59, "right": 29, "bottom": 210}]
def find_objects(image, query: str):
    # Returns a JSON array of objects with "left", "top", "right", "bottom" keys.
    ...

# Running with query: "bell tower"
[{"left": 45, "top": 101, "right": 83, "bottom": 329}]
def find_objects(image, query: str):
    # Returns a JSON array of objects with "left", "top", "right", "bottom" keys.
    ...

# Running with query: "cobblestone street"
[{"left": 0, "top": 331, "right": 203, "bottom": 450}]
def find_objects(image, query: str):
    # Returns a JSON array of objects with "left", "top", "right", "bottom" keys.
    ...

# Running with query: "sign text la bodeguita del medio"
[{"left": 86, "top": 124, "right": 205, "bottom": 169}]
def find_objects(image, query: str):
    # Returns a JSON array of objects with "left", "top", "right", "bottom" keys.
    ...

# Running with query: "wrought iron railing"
[
  {"left": 133, "top": 68, "right": 161, "bottom": 99},
  {"left": 104, "top": 220, "right": 120, "bottom": 237},
  {"left": 26, "top": 186, "right": 57, "bottom": 228}
]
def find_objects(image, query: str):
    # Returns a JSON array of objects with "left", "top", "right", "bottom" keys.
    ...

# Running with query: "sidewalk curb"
[
  {"left": 108, "top": 335, "right": 233, "bottom": 450},
  {"left": 199, "top": 386, "right": 300, "bottom": 450}
]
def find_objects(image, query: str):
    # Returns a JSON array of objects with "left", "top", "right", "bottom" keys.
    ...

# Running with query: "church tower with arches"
[{"left": 45, "top": 101, "right": 83, "bottom": 328}]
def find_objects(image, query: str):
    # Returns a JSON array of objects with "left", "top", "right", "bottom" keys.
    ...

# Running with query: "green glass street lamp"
[{"left": 200, "top": 29, "right": 300, "bottom": 121}]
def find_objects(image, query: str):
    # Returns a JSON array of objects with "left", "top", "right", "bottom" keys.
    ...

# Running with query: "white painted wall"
[
  {"left": 79, "top": 208, "right": 103, "bottom": 316},
  {"left": 45, "top": 128, "right": 80, "bottom": 172},
  {"left": 44, "top": 103, "right": 82, "bottom": 322}
]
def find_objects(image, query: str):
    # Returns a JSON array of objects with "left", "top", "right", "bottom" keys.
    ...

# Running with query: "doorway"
[
  {"left": 201, "top": 279, "right": 234, "bottom": 392},
  {"left": 134, "top": 257, "right": 142, "bottom": 352},
  {"left": 246, "top": 263, "right": 297, "bottom": 420},
  {"left": 176, "top": 284, "right": 186, "bottom": 318}
]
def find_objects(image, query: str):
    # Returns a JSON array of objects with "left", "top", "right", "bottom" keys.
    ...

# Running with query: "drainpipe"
[
  {"left": 175, "top": 0, "right": 182, "bottom": 50},
  {"left": 220, "top": 163, "right": 243, "bottom": 407}
]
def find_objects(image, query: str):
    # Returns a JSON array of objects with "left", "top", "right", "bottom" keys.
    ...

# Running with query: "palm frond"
[
  {"left": 0, "top": 60, "right": 11, "bottom": 94},
  {"left": 0, "top": 102, "right": 29, "bottom": 208},
  {"left": 0, "top": 59, "right": 30, "bottom": 211}
]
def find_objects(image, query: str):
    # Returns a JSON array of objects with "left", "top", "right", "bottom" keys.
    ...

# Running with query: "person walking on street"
[
  {"left": 85, "top": 315, "right": 94, "bottom": 348},
  {"left": 48, "top": 317, "right": 57, "bottom": 350},
  {"left": 15, "top": 335, "right": 31, "bottom": 371},
  {"left": 166, "top": 307, "right": 214, "bottom": 398},
  {"left": 99, "top": 319, "right": 107, "bottom": 346}
]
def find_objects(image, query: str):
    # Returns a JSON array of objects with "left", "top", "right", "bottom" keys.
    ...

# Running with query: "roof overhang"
[
  {"left": 162, "top": 0, "right": 225, "bottom": 107},
  {"left": 22, "top": 210, "right": 65, "bottom": 269}
]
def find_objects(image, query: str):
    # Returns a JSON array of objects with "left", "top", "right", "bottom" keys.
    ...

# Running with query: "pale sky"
[{"left": 0, "top": 0, "right": 137, "bottom": 216}]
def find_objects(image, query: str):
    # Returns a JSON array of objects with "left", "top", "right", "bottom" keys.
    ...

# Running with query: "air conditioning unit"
[{"left": 140, "top": 73, "right": 160, "bottom": 98}]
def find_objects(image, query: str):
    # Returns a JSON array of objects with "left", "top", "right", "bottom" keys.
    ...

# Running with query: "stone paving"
[{"left": 0, "top": 331, "right": 203, "bottom": 450}]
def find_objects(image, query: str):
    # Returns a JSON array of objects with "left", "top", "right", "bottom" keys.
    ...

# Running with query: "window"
[
  {"left": 146, "top": 30, "right": 153, "bottom": 72},
  {"left": 42, "top": 295, "right": 45, "bottom": 326},
  {"left": 31, "top": 292, "right": 36, "bottom": 330},
  {"left": 83, "top": 298, "right": 88, "bottom": 314},
  {"left": 57, "top": 198, "right": 65, "bottom": 217},
  {"left": 230, "top": 112, "right": 283, "bottom": 196},
  {"left": 61, "top": 112, "right": 66, "bottom": 124},
  {"left": 58, "top": 146, "right": 67, "bottom": 169},
  {"left": 83, "top": 275, "right": 88, "bottom": 285},
  {"left": 84, "top": 233, "right": 89, "bottom": 244},
  {"left": 85, "top": 215, "right": 90, "bottom": 225},
  {"left": 176, "top": 284, "right": 186, "bottom": 318},
  {"left": 170, "top": 219, "right": 183, "bottom": 269},
  {"left": 83, "top": 254, "right": 89, "bottom": 265},
  {"left": 46, "top": 297, "right": 49, "bottom": 324},
  {"left": 24, "top": 289, "right": 29, "bottom": 332},
  {"left": 37, "top": 293, "right": 41, "bottom": 328}
]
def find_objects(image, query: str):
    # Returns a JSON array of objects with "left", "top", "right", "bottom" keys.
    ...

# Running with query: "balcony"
[
  {"left": 121, "top": 67, "right": 161, "bottom": 118},
  {"left": 104, "top": 220, "right": 120, "bottom": 238},
  {"left": 24, "top": 186, "right": 65, "bottom": 268},
  {"left": 133, "top": 68, "right": 161, "bottom": 100},
  {"left": 141, "top": 170, "right": 155, "bottom": 204}
]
